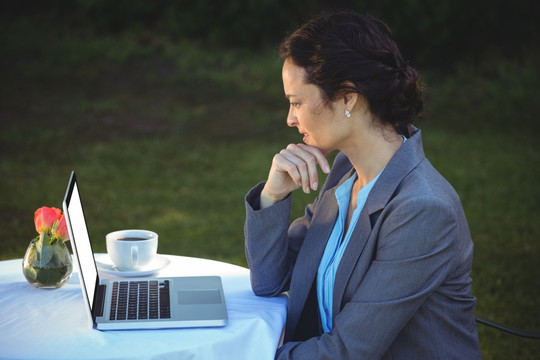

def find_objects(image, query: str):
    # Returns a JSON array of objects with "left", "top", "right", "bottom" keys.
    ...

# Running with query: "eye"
[{"left": 290, "top": 102, "right": 301, "bottom": 108}]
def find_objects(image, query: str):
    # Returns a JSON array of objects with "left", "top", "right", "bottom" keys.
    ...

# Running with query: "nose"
[{"left": 287, "top": 108, "right": 298, "bottom": 127}]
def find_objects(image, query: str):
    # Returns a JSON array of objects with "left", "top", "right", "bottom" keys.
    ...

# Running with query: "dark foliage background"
[{"left": 2, "top": 0, "right": 539, "bottom": 67}]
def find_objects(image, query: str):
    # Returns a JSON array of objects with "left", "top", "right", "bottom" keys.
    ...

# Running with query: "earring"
[{"left": 345, "top": 110, "right": 351, "bottom": 118}]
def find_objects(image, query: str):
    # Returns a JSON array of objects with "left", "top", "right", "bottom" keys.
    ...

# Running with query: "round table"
[{"left": 0, "top": 255, "right": 287, "bottom": 360}]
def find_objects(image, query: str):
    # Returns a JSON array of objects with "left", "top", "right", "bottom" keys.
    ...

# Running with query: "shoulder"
[
  {"left": 383, "top": 156, "right": 466, "bottom": 236},
  {"left": 374, "top": 163, "right": 470, "bottom": 258},
  {"left": 397, "top": 158, "right": 463, "bottom": 211}
]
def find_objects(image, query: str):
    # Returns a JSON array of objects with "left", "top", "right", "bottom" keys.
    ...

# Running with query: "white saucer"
[{"left": 95, "top": 254, "right": 170, "bottom": 277}]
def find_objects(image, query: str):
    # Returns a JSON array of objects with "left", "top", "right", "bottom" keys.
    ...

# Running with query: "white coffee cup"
[{"left": 106, "top": 229, "right": 158, "bottom": 271}]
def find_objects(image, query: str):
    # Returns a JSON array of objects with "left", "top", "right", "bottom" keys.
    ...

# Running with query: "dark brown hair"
[{"left": 279, "top": 11, "right": 423, "bottom": 136}]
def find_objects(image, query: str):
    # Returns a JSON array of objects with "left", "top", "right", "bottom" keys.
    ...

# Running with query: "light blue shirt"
[
  {"left": 317, "top": 137, "right": 406, "bottom": 332},
  {"left": 316, "top": 171, "right": 382, "bottom": 332}
]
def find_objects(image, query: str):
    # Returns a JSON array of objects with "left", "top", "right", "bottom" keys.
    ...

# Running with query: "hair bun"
[{"left": 390, "top": 65, "right": 423, "bottom": 134}]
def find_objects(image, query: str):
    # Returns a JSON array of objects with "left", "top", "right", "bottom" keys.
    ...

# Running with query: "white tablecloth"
[{"left": 0, "top": 255, "right": 287, "bottom": 360}]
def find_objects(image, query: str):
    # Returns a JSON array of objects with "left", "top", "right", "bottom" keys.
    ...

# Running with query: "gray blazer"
[{"left": 245, "top": 128, "right": 481, "bottom": 359}]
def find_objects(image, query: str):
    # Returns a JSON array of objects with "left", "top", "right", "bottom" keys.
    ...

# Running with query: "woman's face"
[{"left": 282, "top": 59, "right": 348, "bottom": 154}]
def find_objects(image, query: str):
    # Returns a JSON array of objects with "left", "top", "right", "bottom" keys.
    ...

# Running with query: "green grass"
[{"left": 1, "top": 26, "right": 539, "bottom": 358}]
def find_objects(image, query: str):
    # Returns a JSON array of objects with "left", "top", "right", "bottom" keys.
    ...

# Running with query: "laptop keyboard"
[{"left": 109, "top": 280, "right": 171, "bottom": 321}]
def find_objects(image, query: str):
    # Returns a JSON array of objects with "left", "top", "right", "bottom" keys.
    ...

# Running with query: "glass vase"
[{"left": 22, "top": 238, "right": 73, "bottom": 289}]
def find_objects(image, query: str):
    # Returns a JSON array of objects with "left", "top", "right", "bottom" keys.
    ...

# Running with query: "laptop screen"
[{"left": 63, "top": 172, "right": 99, "bottom": 314}]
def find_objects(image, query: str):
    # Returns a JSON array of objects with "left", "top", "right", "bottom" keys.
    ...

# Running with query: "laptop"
[{"left": 62, "top": 171, "right": 228, "bottom": 330}]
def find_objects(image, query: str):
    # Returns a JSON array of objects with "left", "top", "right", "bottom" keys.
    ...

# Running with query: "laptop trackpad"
[{"left": 178, "top": 290, "right": 221, "bottom": 305}]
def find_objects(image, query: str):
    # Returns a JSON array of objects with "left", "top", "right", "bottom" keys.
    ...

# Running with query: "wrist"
[{"left": 260, "top": 187, "right": 288, "bottom": 209}]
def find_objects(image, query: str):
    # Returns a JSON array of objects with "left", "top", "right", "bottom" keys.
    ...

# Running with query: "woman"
[{"left": 244, "top": 11, "right": 481, "bottom": 359}]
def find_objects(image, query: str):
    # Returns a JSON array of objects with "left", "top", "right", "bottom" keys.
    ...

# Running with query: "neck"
[{"left": 341, "top": 123, "right": 403, "bottom": 188}]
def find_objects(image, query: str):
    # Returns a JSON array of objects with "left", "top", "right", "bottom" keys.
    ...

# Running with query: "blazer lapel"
[
  {"left": 286, "top": 169, "right": 354, "bottom": 338},
  {"left": 332, "top": 128, "right": 427, "bottom": 316}
]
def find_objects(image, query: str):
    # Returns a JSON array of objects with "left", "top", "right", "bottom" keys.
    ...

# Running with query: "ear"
[
  {"left": 341, "top": 81, "right": 359, "bottom": 111},
  {"left": 343, "top": 92, "right": 358, "bottom": 111}
]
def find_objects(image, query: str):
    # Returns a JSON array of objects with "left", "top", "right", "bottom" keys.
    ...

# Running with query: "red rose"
[
  {"left": 34, "top": 206, "right": 61, "bottom": 234},
  {"left": 55, "top": 214, "right": 70, "bottom": 241}
]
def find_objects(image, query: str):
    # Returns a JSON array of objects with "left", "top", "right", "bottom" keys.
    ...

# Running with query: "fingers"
[
  {"left": 276, "top": 149, "right": 310, "bottom": 193},
  {"left": 261, "top": 143, "right": 331, "bottom": 207},
  {"left": 276, "top": 144, "right": 329, "bottom": 193},
  {"left": 296, "top": 144, "right": 330, "bottom": 174}
]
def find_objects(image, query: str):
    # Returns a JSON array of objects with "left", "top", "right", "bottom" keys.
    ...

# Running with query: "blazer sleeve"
[
  {"left": 275, "top": 195, "right": 464, "bottom": 359},
  {"left": 244, "top": 182, "right": 316, "bottom": 296},
  {"left": 244, "top": 153, "right": 351, "bottom": 297}
]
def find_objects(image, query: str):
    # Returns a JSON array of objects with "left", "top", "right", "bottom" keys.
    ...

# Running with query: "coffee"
[{"left": 106, "top": 229, "right": 158, "bottom": 271}]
